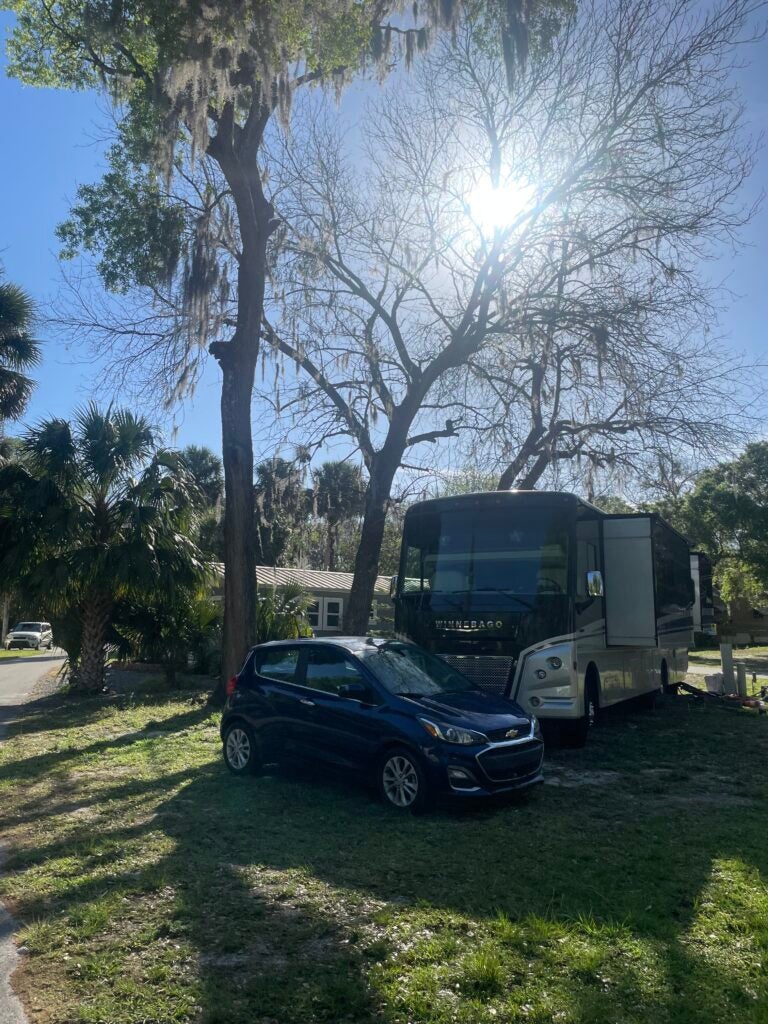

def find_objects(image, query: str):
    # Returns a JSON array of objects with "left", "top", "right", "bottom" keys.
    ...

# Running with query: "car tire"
[
  {"left": 222, "top": 722, "right": 262, "bottom": 776},
  {"left": 378, "top": 747, "right": 433, "bottom": 813},
  {"left": 562, "top": 675, "right": 599, "bottom": 749}
]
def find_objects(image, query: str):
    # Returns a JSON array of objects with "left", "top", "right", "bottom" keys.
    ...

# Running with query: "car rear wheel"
[
  {"left": 378, "top": 748, "right": 433, "bottom": 813},
  {"left": 223, "top": 723, "right": 261, "bottom": 776}
]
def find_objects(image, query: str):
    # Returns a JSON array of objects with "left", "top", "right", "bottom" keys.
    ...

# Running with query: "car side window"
[
  {"left": 256, "top": 648, "right": 300, "bottom": 684},
  {"left": 304, "top": 648, "right": 368, "bottom": 696}
]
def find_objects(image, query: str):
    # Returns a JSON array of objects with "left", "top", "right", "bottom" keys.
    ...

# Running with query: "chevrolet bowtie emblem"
[{"left": 505, "top": 728, "right": 519, "bottom": 739}]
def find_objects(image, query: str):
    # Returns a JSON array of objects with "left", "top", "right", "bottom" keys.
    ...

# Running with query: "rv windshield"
[{"left": 400, "top": 507, "right": 569, "bottom": 597}]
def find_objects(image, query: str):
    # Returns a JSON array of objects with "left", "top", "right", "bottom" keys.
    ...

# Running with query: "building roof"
[{"left": 212, "top": 563, "right": 392, "bottom": 596}]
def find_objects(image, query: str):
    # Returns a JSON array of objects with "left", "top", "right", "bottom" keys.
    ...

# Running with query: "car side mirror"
[
  {"left": 339, "top": 681, "right": 373, "bottom": 702},
  {"left": 586, "top": 570, "right": 604, "bottom": 598},
  {"left": 389, "top": 575, "right": 398, "bottom": 599}
]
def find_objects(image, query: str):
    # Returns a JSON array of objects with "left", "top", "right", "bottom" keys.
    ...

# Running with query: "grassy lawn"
[
  {"left": 689, "top": 646, "right": 768, "bottom": 667},
  {"left": 687, "top": 647, "right": 768, "bottom": 690},
  {"left": 1, "top": 686, "right": 768, "bottom": 1024},
  {"left": 0, "top": 649, "right": 51, "bottom": 659}
]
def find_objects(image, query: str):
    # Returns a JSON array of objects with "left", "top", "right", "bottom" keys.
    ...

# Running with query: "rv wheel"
[
  {"left": 661, "top": 661, "right": 678, "bottom": 696},
  {"left": 562, "top": 676, "right": 599, "bottom": 748}
]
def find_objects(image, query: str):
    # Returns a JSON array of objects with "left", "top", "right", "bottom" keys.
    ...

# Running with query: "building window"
[
  {"left": 325, "top": 598, "right": 342, "bottom": 630},
  {"left": 307, "top": 600, "right": 320, "bottom": 629}
]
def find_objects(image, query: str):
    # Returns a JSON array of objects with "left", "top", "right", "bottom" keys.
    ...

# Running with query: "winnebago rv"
[{"left": 393, "top": 491, "right": 693, "bottom": 745}]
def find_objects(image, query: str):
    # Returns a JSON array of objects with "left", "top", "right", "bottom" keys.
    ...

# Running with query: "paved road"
[{"left": 0, "top": 653, "right": 65, "bottom": 712}]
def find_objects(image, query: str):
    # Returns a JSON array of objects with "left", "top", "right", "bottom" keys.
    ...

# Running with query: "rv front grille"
[{"left": 440, "top": 655, "right": 515, "bottom": 697}]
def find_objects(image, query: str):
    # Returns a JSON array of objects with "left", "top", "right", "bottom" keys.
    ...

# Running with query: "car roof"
[{"left": 253, "top": 636, "right": 401, "bottom": 654}]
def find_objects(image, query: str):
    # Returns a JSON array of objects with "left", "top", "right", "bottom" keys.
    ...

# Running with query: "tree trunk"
[
  {"left": 207, "top": 98, "right": 275, "bottom": 704},
  {"left": 216, "top": 350, "right": 259, "bottom": 694},
  {"left": 76, "top": 594, "right": 111, "bottom": 693},
  {"left": 328, "top": 523, "right": 337, "bottom": 572},
  {"left": 1, "top": 593, "right": 8, "bottom": 645},
  {"left": 516, "top": 453, "right": 549, "bottom": 489},
  {"left": 344, "top": 460, "right": 398, "bottom": 634}
]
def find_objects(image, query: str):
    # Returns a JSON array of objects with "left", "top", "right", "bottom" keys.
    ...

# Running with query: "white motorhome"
[{"left": 393, "top": 491, "right": 693, "bottom": 745}]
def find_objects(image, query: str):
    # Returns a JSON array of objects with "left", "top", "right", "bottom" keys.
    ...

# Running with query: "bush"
[{"left": 255, "top": 583, "right": 313, "bottom": 644}]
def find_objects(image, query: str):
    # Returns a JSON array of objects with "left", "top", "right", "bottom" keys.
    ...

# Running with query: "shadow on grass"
[
  {"left": 0, "top": 704, "right": 212, "bottom": 799},
  {"left": 4, "top": 692, "right": 768, "bottom": 1022}
]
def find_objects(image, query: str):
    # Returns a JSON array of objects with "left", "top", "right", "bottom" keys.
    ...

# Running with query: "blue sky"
[{"left": 0, "top": 9, "right": 766, "bottom": 459}]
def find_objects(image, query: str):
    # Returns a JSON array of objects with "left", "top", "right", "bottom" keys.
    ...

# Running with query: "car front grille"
[
  {"left": 477, "top": 741, "right": 543, "bottom": 783},
  {"left": 440, "top": 655, "right": 515, "bottom": 697}
]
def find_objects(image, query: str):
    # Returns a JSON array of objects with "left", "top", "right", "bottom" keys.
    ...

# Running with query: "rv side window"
[{"left": 654, "top": 523, "right": 692, "bottom": 614}]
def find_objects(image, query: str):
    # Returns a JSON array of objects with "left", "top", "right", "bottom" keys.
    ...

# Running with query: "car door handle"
[{"left": 299, "top": 698, "right": 315, "bottom": 706}]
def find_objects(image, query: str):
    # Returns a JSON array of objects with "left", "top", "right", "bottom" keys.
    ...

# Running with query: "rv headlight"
[
  {"left": 546, "top": 656, "right": 563, "bottom": 670},
  {"left": 418, "top": 718, "right": 487, "bottom": 746}
]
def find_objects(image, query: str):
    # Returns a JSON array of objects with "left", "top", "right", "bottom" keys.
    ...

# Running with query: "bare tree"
[
  {"left": 264, "top": 0, "right": 762, "bottom": 632},
  {"left": 454, "top": 312, "right": 758, "bottom": 491}
]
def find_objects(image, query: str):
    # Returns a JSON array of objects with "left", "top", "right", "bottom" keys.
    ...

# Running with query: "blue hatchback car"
[{"left": 221, "top": 637, "right": 544, "bottom": 811}]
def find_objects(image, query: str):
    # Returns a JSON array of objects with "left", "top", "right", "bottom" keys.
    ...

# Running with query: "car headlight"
[
  {"left": 531, "top": 715, "right": 542, "bottom": 738},
  {"left": 418, "top": 718, "right": 488, "bottom": 745}
]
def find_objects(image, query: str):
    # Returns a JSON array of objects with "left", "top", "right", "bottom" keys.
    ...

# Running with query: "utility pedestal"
[{"left": 720, "top": 643, "right": 735, "bottom": 694}]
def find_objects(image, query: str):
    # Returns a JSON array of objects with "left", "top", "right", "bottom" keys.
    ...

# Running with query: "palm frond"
[
  {"left": 0, "top": 369, "right": 35, "bottom": 420},
  {"left": 0, "top": 282, "right": 35, "bottom": 342}
]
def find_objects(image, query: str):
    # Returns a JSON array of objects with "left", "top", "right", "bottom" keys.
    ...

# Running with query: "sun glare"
[{"left": 467, "top": 179, "right": 537, "bottom": 234}]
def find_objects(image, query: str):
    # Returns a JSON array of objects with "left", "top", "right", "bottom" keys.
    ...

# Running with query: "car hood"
[
  {"left": 402, "top": 689, "right": 531, "bottom": 730},
  {"left": 8, "top": 632, "right": 40, "bottom": 638}
]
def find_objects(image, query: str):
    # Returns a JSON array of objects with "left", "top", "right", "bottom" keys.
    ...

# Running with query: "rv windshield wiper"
[{"left": 473, "top": 589, "right": 536, "bottom": 611}]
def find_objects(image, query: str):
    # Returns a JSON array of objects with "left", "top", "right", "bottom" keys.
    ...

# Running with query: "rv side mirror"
[
  {"left": 586, "top": 570, "right": 604, "bottom": 598},
  {"left": 389, "top": 575, "right": 398, "bottom": 599}
]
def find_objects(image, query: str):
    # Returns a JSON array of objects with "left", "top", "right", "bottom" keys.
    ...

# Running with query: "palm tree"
[
  {"left": 182, "top": 445, "right": 223, "bottom": 507},
  {"left": 313, "top": 461, "right": 366, "bottom": 571},
  {"left": 0, "top": 404, "right": 208, "bottom": 692},
  {"left": 0, "top": 279, "right": 40, "bottom": 421}
]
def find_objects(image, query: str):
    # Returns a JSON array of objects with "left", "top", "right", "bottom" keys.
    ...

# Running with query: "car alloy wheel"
[
  {"left": 382, "top": 754, "right": 420, "bottom": 808},
  {"left": 225, "top": 727, "right": 251, "bottom": 771}
]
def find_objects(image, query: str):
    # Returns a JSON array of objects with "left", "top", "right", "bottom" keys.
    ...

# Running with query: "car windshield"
[
  {"left": 363, "top": 643, "right": 475, "bottom": 696},
  {"left": 13, "top": 623, "right": 42, "bottom": 632}
]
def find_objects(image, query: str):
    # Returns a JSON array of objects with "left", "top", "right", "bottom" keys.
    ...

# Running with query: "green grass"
[
  {"left": 689, "top": 645, "right": 768, "bottom": 666},
  {"left": 0, "top": 648, "right": 51, "bottom": 659},
  {"left": 688, "top": 646, "right": 768, "bottom": 691},
  {"left": 1, "top": 686, "right": 768, "bottom": 1023}
]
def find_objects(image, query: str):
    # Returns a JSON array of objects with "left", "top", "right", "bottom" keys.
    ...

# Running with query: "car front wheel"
[
  {"left": 222, "top": 723, "right": 261, "bottom": 776},
  {"left": 378, "top": 748, "right": 433, "bottom": 813}
]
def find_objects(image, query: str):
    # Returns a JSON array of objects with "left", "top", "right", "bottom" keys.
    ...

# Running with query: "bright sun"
[{"left": 467, "top": 179, "right": 537, "bottom": 234}]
